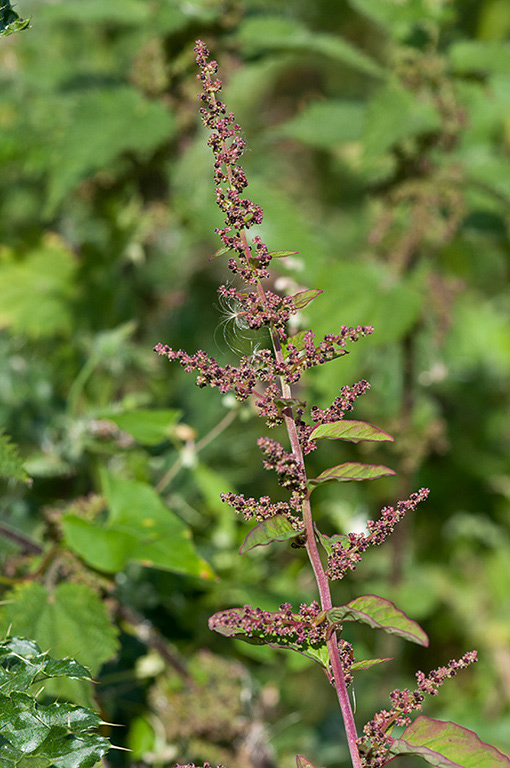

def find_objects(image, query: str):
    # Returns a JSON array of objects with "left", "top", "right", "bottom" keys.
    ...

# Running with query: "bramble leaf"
[
  {"left": 239, "top": 515, "right": 302, "bottom": 554},
  {"left": 291, "top": 289, "right": 323, "bottom": 310},
  {"left": 309, "top": 462, "right": 396, "bottom": 487},
  {"left": 327, "top": 595, "right": 428, "bottom": 646},
  {"left": 389, "top": 716, "right": 510, "bottom": 767},
  {"left": 310, "top": 419, "right": 394, "bottom": 443}
]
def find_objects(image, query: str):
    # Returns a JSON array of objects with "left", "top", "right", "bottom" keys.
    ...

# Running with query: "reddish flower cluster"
[
  {"left": 258, "top": 437, "right": 308, "bottom": 498},
  {"left": 210, "top": 602, "right": 328, "bottom": 646},
  {"left": 357, "top": 652, "right": 478, "bottom": 767},
  {"left": 327, "top": 489, "right": 430, "bottom": 580},
  {"left": 220, "top": 492, "right": 303, "bottom": 530}
]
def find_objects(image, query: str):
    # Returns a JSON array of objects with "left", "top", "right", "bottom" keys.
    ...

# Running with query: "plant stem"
[{"left": 237, "top": 231, "right": 363, "bottom": 768}]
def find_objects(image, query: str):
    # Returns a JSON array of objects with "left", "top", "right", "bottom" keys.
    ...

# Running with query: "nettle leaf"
[
  {"left": 351, "top": 657, "right": 392, "bottom": 672},
  {"left": 105, "top": 408, "right": 181, "bottom": 446},
  {"left": 62, "top": 471, "right": 214, "bottom": 579},
  {"left": 238, "top": 16, "right": 383, "bottom": 78},
  {"left": 449, "top": 40, "right": 510, "bottom": 75},
  {"left": 389, "top": 716, "right": 510, "bottom": 767},
  {"left": 45, "top": 86, "right": 176, "bottom": 212},
  {"left": 0, "top": 1, "right": 29, "bottom": 37},
  {"left": 0, "top": 583, "right": 119, "bottom": 678},
  {"left": 240, "top": 515, "right": 302, "bottom": 554},
  {"left": 274, "top": 100, "right": 366, "bottom": 150},
  {"left": 309, "top": 462, "right": 396, "bottom": 488},
  {"left": 0, "top": 434, "right": 29, "bottom": 484},
  {"left": 328, "top": 595, "right": 428, "bottom": 646},
  {"left": 291, "top": 289, "right": 323, "bottom": 310},
  {"left": 0, "top": 236, "right": 78, "bottom": 339},
  {"left": 310, "top": 420, "right": 394, "bottom": 443}
]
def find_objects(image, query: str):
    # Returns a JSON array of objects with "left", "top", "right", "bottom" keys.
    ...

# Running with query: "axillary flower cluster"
[{"left": 156, "top": 41, "right": 482, "bottom": 768}]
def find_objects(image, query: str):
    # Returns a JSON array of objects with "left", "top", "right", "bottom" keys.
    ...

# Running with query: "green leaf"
[
  {"left": 274, "top": 100, "right": 366, "bottom": 149},
  {"left": 310, "top": 420, "right": 394, "bottom": 443},
  {"left": 239, "top": 515, "right": 302, "bottom": 554},
  {"left": 237, "top": 16, "right": 384, "bottom": 78},
  {"left": 0, "top": 434, "right": 29, "bottom": 484},
  {"left": 0, "top": 1, "right": 29, "bottom": 37},
  {"left": 45, "top": 86, "right": 175, "bottom": 212},
  {"left": 38, "top": 0, "right": 149, "bottom": 24},
  {"left": 62, "top": 471, "right": 214, "bottom": 579},
  {"left": 269, "top": 250, "right": 299, "bottom": 258},
  {"left": 0, "top": 237, "right": 77, "bottom": 339},
  {"left": 105, "top": 409, "right": 181, "bottom": 446},
  {"left": 315, "top": 528, "right": 350, "bottom": 557},
  {"left": 291, "top": 289, "right": 323, "bottom": 310},
  {"left": 309, "top": 463, "right": 396, "bottom": 487},
  {"left": 327, "top": 595, "right": 428, "bottom": 646},
  {"left": 449, "top": 41, "right": 510, "bottom": 75},
  {"left": 389, "top": 716, "right": 510, "bottom": 767},
  {"left": 350, "top": 657, "right": 392, "bottom": 671},
  {"left": 363, "top": 84, "right": 441, "bottom": 161},
  {"left": 0, "top": 583, "right": 119, "bottom": 677}
]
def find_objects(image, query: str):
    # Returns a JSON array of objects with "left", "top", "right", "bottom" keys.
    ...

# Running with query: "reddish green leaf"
[
  {"left": 296, "top": 756, "right": 323, "bottom": 768},
  {"left": 291, "top": 289, "right": 323, "bottom": 310},
  {"left": 327, "top": 595, "right": 428, "bottom": 646},
  {"left": 239, "top": 515, "right": 302, "bottom": 554},
  {"left": 390, "top": 716, "right": 510, "bottom": 767},
  {"left": 351, "top": 657, "right": 392, "bottom": 671},
  {"left": 310, "top": 419, "right": 394, "bottom": 443},
  {"left": 309, "top": 463, "right": 396, "bottom": 487}
]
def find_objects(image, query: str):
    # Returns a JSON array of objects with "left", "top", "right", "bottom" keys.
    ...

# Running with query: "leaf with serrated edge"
[
  {"left": 309, "top": 463, "right": 396, "bottom": 487},
  {"left": 327, "top": 595, "right": 428, "bottom": 646},
  {"left": 291, "top": 289, "right": 323, "bottom": 309},
  {"left": 310, "top": 420, "right": 394, "bottom": 443},
  {"left": 389, "top": 716, "right": 510, "bottom": 767},
  {"left": 240, "top": 515, "right": 301, "bottom": 554}
]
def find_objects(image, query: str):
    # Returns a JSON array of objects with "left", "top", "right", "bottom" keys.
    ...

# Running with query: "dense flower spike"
[
  {"left": 357, "top": 652, "right": 478, "bottom": 767},
  {"left": 327, "top": 489, "right": 429, "bottom": 580},
  {"left": 157, "top": 42, "right": 483, "bottom": 768}
]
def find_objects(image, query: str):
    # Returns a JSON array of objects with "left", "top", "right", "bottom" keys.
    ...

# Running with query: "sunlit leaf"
[
  {"left": 328, "top": 595, "right": 428, "bottom": 646},
  {"left": 310, "top": 420, "right": 394, "bottom": 443},
  {"left": 62, "top": 471, "right": 214, "bottom": 579},
  {"left": 239, "top": 515, "right": 302, "bottom": 554},
  {"left": 105, "top": 409, "right": 181, "bottom": 446},
  {"left": 309, "top": 463, "right": 396, "bottom": 487},
  {"left": 389, "top": 716, "right": 510, "bottom": 767},
  {"left": 291, "top": 289, "right": 323, "bottom": 310}
]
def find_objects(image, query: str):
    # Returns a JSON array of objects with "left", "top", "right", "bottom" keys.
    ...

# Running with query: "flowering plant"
[{"left": 155, "top": 41, "right": 509, "bottom": 768}]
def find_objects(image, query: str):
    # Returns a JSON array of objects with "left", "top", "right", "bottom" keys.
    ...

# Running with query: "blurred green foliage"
[{"left": 0, "top": 1, "right": 509, "bottom": 766}]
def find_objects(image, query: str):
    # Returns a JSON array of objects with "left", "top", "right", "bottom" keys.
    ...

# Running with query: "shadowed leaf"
[{"left": 240, "top": 515, "right": 302, "bottom": 554}]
